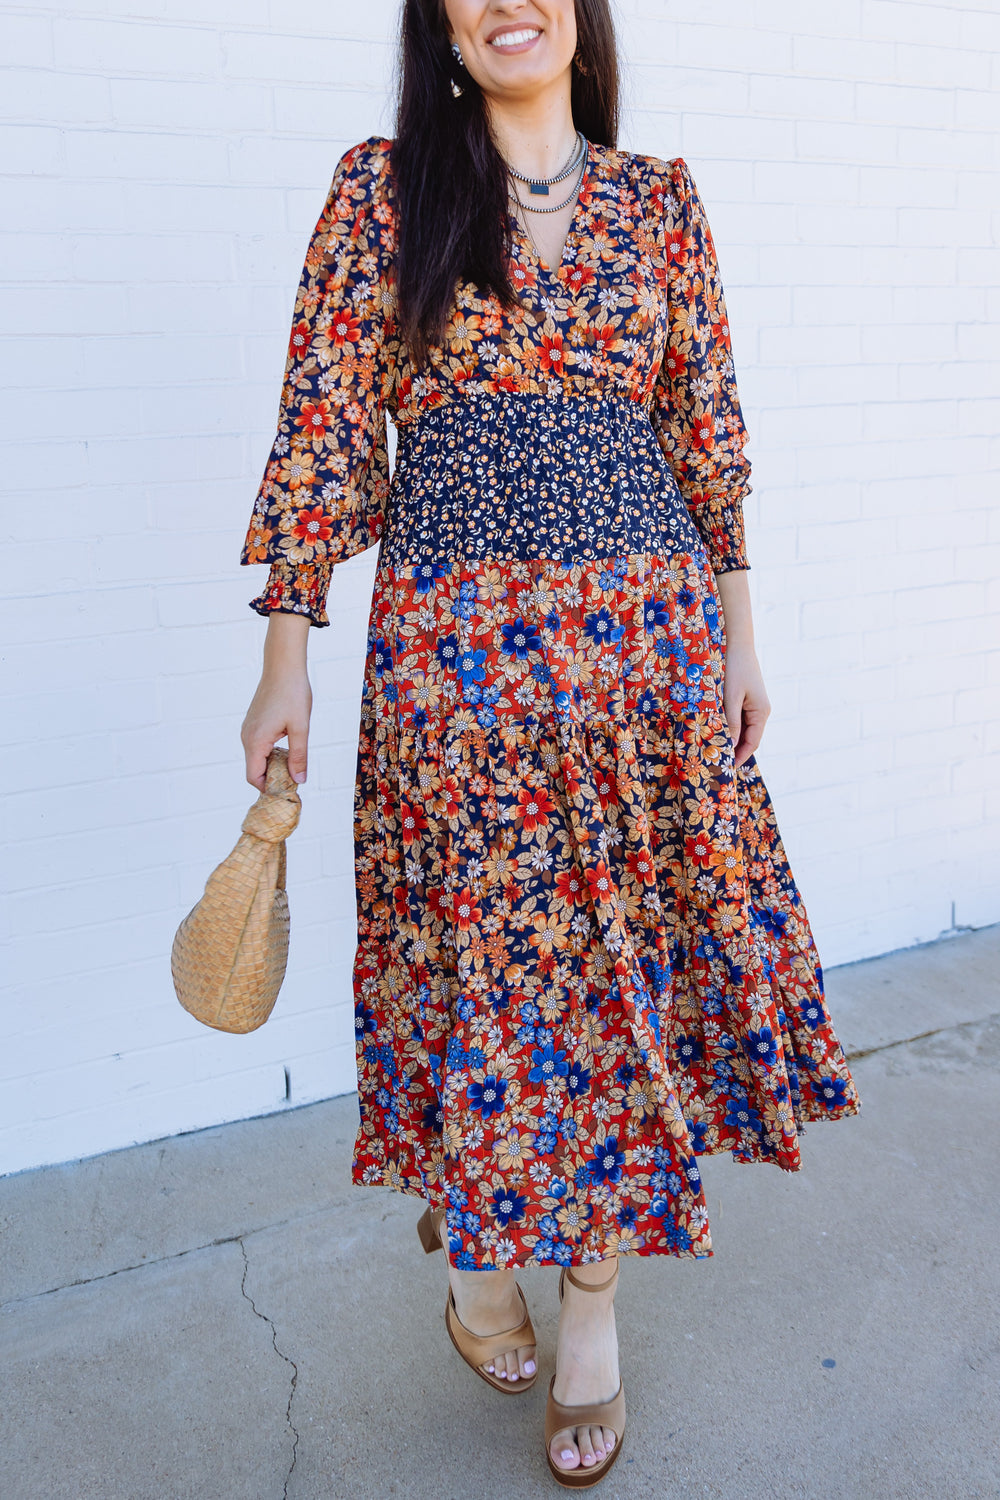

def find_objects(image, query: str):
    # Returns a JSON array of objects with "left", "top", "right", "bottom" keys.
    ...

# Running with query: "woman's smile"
[{"left": 488, "top": 26, "right": 542, "bottom": 52}]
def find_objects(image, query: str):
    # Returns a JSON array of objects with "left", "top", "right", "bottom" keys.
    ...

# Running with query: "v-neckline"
[{"left": 509, "top": 137, "right": 593, "bottom": 279}]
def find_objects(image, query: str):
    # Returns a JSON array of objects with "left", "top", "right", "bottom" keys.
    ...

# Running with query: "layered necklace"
[{"left": 505, "top": 129, "right": 588, "bottom": 215}]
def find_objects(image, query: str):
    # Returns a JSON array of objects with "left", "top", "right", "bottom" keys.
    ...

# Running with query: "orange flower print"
[
  {"left": 278, "top": 451, "right": 317, "bottom": 491},
  {"left": 450, "top": 312, "right": 482, "bottom": 353},
  {"left": 588, "top": 323, "right": 617, "bottom": 355},
  {"left": 563, "top": 263, "right": 596, "bottom": 296},
  {"left": 453, "top": 889, "right": 483, "bottom": 932},
  {"left": 553, "top": 869, "right": 586, "bottom": 908},
  {"left": 690, "top": 413, "right": 716, "bottom": 453},
  {"left": 527, "top": 912, "right": 570, "bottom": 957},
  {"left": 585, "top": 860, "right": 616, "bottom": 907},
  {"left": 685, "top": 830, "right": 714, "bottom": 866},
  {"left": 663, "top": 346, "right": 685, "bottom": 380},
  {"left": 538, "top": 333, "right": 565, "bottom": 375},
  {"left": 626, "top": 849, "right": 657, "bottom": 886},
  {"left": 706, "top": 843, "right": 744, "bottom": 888},
  {"left": 516, "top": 784, "right": 555, "bottom": 833},
  {"left": 398, "top": 799, "right": 427, "bottom": 846},
  {"left": 288, "top": 319, "right": 312, "bottom": 359},
  {"left": 294, "top": 398, "right": 333, "bottom": 440},
  {"left": 245, "top": 520, "right": 272, "bottom": 564},
  {"left": 327, "top": 308, "right": 363, "bottom": 346},
  {"left": 291, "top": 505, "right": 332, "bottom": 545}
]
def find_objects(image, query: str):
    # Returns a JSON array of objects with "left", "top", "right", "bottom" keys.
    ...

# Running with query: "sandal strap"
[
  {"left": 445, "top": 1284, "right": 535, "bottom": 1366},
  {"left": 561, "top": 1262, "right": 620, "bottom": 1296},
  {"left": 545, "top": 1375, "right": 626, "bottom": 1444}
]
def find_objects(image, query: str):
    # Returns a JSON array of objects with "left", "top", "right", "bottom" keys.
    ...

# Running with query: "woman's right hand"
[{"left": 241, "top": 612, "right": 312, "bottom": 790}]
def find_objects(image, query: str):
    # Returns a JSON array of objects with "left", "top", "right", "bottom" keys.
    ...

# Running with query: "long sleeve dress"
[{"left": 242, "top": 135, "right": 861, "bottom": 1270}]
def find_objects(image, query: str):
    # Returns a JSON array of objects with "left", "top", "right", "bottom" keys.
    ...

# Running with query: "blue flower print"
[
  {"left": 456, "top": 647, "right": 487, "bottom": 690},
  {"left": 489, "top": 1186, "right": 527, "bottom": 1228},
  {"left": 355, "top": 1001, "right": 377, "bottom": 1037},
  {"left": 528, "top": 1040, "right": 570, "bottom": 1084},
  {"left": 799, "top": 996, "right": 825, "bottom": 1032},
  {"left": 674, "top": 1033, "right": 703, "bottom": 1067},
  {"left": 449, "top": 579, "right": 477, "bottom": 622},
  {"left": 815, "top": 1075, "right": 849, "bottom": 1109},
  {"left": 567, "top": 1063, "right": 592, "bottom": 1099},
  {"left": 643, "top": 598, "right": 669, "bottom": 631},
  {"left": 501, "top": 617, "right": 543, "bottom": 659},
  {"left": 681, "top": 1154, "right": 702, "bottom": 1191},
  {"left": 589, "top": 1135, "right": 625, "bottom": 1184},
  {"left": 536, "top": 1113, "right": 559, "bottom": 1153},
  {"left": 661, "top": 1222, "right": 693, "bottom": 1252},
  {"left": 421, "top": 1100, "right": 444, "bottom": 1133},
  {"left": 467, "top": 1074, "right": 508, "bottom": 1119},
  {"left": 413, "top": 560, "right": 447, "bottom": 594},
  {"left": 436, "top": 632, "right": 459, "bottom": 671},
  {"left": 371, "top": 637, "right": 390, "bottom": 676},
  {"left": 744, "top": 1026, "right": 779, "bottom": 1068},
  {"left": 724, "top": 1096, "right": 763, "bottom": 1135},
  {"left": 583, "top": 607, "right": 624, "bottom": 647}
]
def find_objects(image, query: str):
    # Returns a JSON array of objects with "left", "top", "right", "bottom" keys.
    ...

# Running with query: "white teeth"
[{"left": 489, "top": 29, "right": 540, "bottom": 48}]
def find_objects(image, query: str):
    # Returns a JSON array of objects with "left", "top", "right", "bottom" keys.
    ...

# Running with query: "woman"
[{"left": 241, "top": 0, "right": 861, "bottom": 1485}]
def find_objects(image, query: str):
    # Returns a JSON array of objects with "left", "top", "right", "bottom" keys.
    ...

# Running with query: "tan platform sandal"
[
  {"left": 546, "top": 1262, "right": 626, "bottom": 1489},
  {"left": 417, "top": 1204, "right": 538, "bottom": 1395}
]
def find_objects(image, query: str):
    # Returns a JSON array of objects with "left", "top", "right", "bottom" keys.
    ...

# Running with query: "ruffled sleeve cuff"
[
  {"left": 687, "top": 488, "right": 752, "bottom": 574},
  {"left": 248, "top": 558, "right": 332, "bottom": 627}
]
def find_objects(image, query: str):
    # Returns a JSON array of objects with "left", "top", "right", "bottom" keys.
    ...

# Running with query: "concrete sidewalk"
[{"left": 1, "top": 927, "right": 998, "bottom": 1500}]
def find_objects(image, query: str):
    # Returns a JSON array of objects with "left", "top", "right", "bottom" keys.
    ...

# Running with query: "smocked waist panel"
[{"left": 383, "top": 391, "right": 702, "bottom": 569}]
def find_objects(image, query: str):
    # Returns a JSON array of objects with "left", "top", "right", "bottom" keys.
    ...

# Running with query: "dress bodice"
[{"left": 242, "top": 135, "right": 753, "bottom": 624}]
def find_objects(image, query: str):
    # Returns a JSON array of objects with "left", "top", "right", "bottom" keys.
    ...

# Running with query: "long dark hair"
[{"left": 393, "top": 1, "right": 620, "bottom": 364}]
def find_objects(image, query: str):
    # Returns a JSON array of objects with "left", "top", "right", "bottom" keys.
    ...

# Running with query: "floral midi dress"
[{"left": 242, "top": 134, "right": 861, "bottom": 1270}]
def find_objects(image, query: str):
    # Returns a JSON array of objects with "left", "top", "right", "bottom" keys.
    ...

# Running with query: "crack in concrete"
[
  {"left": 0, "top": 1203, "right": 340, "bottom": 1309},
  {"left": 844, "top": 1011, "right": 998, "bottom": 1063},
  {"left": 239, "top": 1236, "right": 300, "bottom": 1500}
]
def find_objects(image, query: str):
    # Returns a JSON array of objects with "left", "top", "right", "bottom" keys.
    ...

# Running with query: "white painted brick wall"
[{"left": 2, "top": 0, "right": 997, "bottom": 1175}]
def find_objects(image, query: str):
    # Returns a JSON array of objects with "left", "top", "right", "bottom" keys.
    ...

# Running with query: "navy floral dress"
[{"left": 243, "top": 135, "right": 861, "bottom": 1269}]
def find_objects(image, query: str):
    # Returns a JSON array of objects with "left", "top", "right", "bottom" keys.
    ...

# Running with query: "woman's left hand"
[{"left": 723, "top": 642, "right": 771, "bottom": 768}]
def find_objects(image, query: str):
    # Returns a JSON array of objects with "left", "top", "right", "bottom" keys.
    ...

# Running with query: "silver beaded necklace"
[
  {"left": 506, "top": 131, "right": 587, "bottom": 215},
  {"left": 506, "top": 129, "right": 586, "bottom": 198}
]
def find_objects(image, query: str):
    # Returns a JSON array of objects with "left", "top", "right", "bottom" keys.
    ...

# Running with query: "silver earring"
[{"left": 450, "top": 41, "right": 465, "bottom": 97}]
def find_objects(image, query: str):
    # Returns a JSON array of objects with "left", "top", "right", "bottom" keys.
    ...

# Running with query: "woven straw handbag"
[{"left": 171, "top": 748, "right": 302, "bottom": 1033}]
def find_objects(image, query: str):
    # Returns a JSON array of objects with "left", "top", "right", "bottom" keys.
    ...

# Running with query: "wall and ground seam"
[{"left": 1, "top": 0, "right": 997, "bottom": 1177}]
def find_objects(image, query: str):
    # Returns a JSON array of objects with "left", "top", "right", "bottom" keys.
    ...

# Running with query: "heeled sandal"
[
  {"left": 546, "top": 1262, "right": 626, "bottom": 1489},
  {"left": 417, "top": 1204, "right": 538, "bottom": 1395}
]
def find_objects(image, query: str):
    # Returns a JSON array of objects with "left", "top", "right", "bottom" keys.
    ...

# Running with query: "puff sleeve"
[
  {"left": 241, "top": 137, "right": 396, "bottom": 626},
  {"left": 650, "top": 158, "right": 752, "bottom": 574}
]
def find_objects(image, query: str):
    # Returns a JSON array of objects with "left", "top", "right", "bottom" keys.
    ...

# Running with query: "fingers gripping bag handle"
[{"left": 171, "top": 748, "right": 302, "bottom": 1033}]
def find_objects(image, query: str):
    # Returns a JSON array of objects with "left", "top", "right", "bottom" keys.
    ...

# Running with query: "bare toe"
[
  {"left": 517, "top": 1343, "right": 537, "bottom": 1381},
  {"left": 550, "top": 1431, "right": 580, "bottom": 1472},
  {"left": 577, "top": 1424, "right": 598, "bottom": 1467}
]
